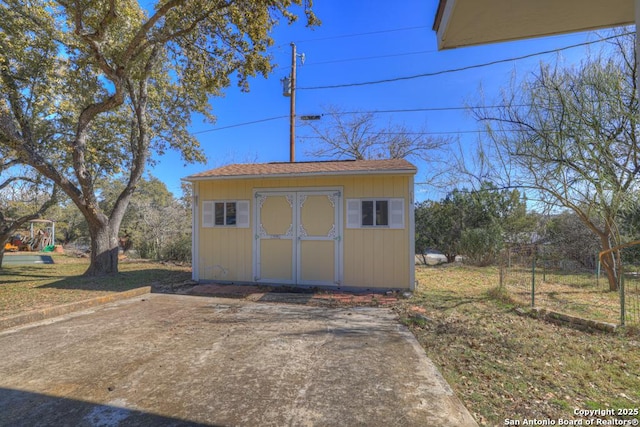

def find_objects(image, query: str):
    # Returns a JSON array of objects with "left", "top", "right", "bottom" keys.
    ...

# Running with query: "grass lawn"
[
  {"left": 502, "top": 266, "right": 640, "bottom": 326},
  {"left": 0, "top": 254, "right": 191, "bottom": 318},
  {"left": 397, "top": 264, "right": 640, "bottom": 426}
]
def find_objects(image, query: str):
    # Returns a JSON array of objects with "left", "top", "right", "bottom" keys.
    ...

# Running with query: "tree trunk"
[
  {"left": 84, "top": 221, "right": 120, "bottom": 276},
  {"left": 0, "top": 231, "right": 11, "bottom": 269},
  {"left": 599, "top": 236, "right": 619, "bottom": 292}
]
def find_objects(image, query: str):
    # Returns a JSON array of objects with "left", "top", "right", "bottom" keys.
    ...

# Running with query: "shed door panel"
[
  {"left": 256, "top": 194, "right": 294, "bottom": 283},
  {"left": 260, "top": 239, "right": 293, "bottom": 281},
  {"left": 255, "top": 190, "right": 341, "bottom": 286},
  {"left": 297, "top": 193, "right": 340, "bottom": 285},
  {"left": 299, "top": 240, "right": 335, "bottom": 283}
]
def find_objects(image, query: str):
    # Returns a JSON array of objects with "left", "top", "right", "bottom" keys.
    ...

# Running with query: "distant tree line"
[
  {"left": 415, "top": 184, "right": 640, "bottom": 270},
  {"left": 414, "top": 182, "right": 535, "bottom": 266},
  {"left": 0, "top": 175, "right": 193, "bottom": 264},
  {"left": 50, "top": 176, "right": 193, "bottom": 263}
]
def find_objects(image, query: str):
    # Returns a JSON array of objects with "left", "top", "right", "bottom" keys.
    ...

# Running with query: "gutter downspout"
[
  {"left": 192, "top": 183, "right": 199, "bottom": 281},
  {"left": 409, "top": 175, "right": 416, "bottom": 291}
]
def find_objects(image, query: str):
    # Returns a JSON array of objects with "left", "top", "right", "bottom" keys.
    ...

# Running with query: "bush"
[
  {"left": 135, "top": 240, "right": 158, "bottom": 260},
  {"left": 162, "top": 234, "right": 191, "bottom": 263},
  {"left": 459, "top": 226, "right": 502, "bottom": 266}
]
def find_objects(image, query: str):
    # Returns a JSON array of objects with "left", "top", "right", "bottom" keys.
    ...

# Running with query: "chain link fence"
[{"left": 500, "top": 243, "right": 640, "bottom": 328}]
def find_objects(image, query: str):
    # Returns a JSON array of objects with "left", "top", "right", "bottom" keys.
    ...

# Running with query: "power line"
[
  {"left": 297, "top": 130, "right": 484, "bottom": 138},
  {"left": 305, "top": 49, "right": 439, "bottom": 66},
  {"left": 291, "top": 25, "right": 429, "bottom": 44},
  {"left": 191, "top": 105, "right": 527, "bottom": 134},
  {"left": 298, "top": 32, "right": 633, "bottom": 91},
  {"left": 271, "top": 26, "right": 431, "bottom": 60},
  {"left": 192, "top": 115, "right": 288, "bottom": 135},
  {"left": 273, "top": 49, "right": 440, "bottom": 71},
  {"left": 333, "top": 105, "right": 521, "bottom": 115},
  {"left": 275, "top": 29, "right": 604, "bottom": 70},
  {"left": 284, "top": 21, "right": 590, "bottom": 46}
]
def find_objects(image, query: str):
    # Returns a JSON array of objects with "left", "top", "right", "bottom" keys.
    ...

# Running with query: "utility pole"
[
  {"left": 289, "top": 42, "right": 297, "bottom": 163},
  {"left": 282, "top": 43, "right": 306, "bottom": 162}
]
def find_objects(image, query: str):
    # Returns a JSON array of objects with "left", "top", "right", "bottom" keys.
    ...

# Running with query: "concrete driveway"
[{"left": 0, "top": 294, "right": 477, "bottom": 426}]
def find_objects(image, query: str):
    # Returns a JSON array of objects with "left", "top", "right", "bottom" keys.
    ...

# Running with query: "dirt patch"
[{"left": 184, "top": 283, "right": 402, "bottom": 307}]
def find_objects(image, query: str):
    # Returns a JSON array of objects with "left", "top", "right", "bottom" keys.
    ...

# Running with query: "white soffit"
[{"left": 434, "top": 0, "right": 634, "bottom": 49}]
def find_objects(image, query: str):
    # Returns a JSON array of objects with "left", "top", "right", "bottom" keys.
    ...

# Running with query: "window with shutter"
[
  {"left": 345, "top": 198, "right": 405, "bottom": 228},
  {"left": 346, "top": 199, "right": 362, "bottom": 229},
  {"left": 202, "top": 200, "right": 249, "bottom": 228},
  {"left": 202, "top": 201, "right": 215, "bottom": 228},
  {"left": 236, "top": 200, "right": 250, "bottom": 228},
  {"left": 389, "top": 198, "right": 405, "bottom": 229}
]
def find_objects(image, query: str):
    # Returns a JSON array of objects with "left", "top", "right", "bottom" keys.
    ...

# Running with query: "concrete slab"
[
  {"left": 0, "top": 286, "right": 151, "bottom": 331},
  {"left": 1, "top": 254, "right": 54, "bottom": 265},
  {"left": 0, "top": 294, "right": 477, "bottom": 426}
]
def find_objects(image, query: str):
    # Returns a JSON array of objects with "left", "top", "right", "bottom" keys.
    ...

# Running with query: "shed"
[{"left": 184, "top": 158, "right": 417, "bottom": 290}]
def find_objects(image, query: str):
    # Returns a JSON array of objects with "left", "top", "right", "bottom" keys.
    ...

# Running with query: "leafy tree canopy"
[
  {"left": 0, "top": 0, "right": 318, "bottom": 275},
  {"left": 415, "top": 182, "right": 534, "bottom": 264}
]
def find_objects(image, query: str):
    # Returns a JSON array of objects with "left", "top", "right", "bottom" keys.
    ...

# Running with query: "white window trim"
[
  {"left": 346, "top": 198, "right": 405, "bottom": 229},
  {"left": 202, "top": 200, "right": 250, "bottom": 228}
]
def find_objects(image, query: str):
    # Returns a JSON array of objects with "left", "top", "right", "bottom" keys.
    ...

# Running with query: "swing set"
[{"left": 4, "top": 219, "right": 56, "bottom": 252}]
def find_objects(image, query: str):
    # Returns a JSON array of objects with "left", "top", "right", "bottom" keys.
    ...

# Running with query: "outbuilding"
[{"left": 184, "top": 158, "right": 417, "bottom": 290}]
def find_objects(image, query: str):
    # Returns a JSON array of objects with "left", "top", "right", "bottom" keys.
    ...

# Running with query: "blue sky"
[{"left": 149, "top": 0, "right": 613, "bottom": 201}]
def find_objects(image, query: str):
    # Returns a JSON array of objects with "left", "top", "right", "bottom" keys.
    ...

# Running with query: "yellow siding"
[
  {"left": 341, "top": 175, "right": 410, "bottom": 288},
  {"left": 197, "top": 179, "right": 254, "bottom": 282},
  {"left": 195, "top": 173, "right": 412, "bottom": 288}
]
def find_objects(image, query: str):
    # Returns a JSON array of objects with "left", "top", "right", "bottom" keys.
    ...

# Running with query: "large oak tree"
[{"left": 0, "top": 0, "right": 317, "bottom": 275}]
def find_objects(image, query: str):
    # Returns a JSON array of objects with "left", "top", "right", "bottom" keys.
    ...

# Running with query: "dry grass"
[
  {"left": 0, "top": 254, "right": 191, "bottom": 317},
  {"left": 503, "top": 267, "right": 640, "bottom": 325},
  {"left": 396, "top": 264, "right": 640, "bottom": 426}
]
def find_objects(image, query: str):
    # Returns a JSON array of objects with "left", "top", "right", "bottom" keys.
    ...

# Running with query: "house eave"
[{"left": 433, "top": 0, "right": 634, "bottom": 50}]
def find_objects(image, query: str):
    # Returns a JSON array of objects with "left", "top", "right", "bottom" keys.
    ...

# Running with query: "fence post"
[
  {"left": 620, "top": 261, "right": 626, "bottom": 327},
  {"left": 596, "top": 256, "right": 600, "bottom": 288},
  {"left": 531, "top": 249, "right": 536, "bottom": 308},
  {"left": 542, "top": 245, "right": 546, "bottom": 282}
]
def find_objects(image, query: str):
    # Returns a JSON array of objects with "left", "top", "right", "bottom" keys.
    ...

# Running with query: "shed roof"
[{"left": 184, "top": 159, "right": 417, "bottom": 181}]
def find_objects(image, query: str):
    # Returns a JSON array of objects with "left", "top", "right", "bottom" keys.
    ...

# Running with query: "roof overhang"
[
  {"left": 433, "top": 0, "right": 634, "bottom": 50},
  {"left": 183, "top": 169, "right": 417, "bottom": 182}
]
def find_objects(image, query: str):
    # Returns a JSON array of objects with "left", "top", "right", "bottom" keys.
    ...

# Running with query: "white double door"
[{"left": 254, "top": 190, "right": 342, "bottom": 286}]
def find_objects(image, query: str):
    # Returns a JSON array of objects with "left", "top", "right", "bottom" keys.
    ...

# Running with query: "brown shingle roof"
[{"left": 184, "top": 159, "right": 417, "bottom": 180}]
